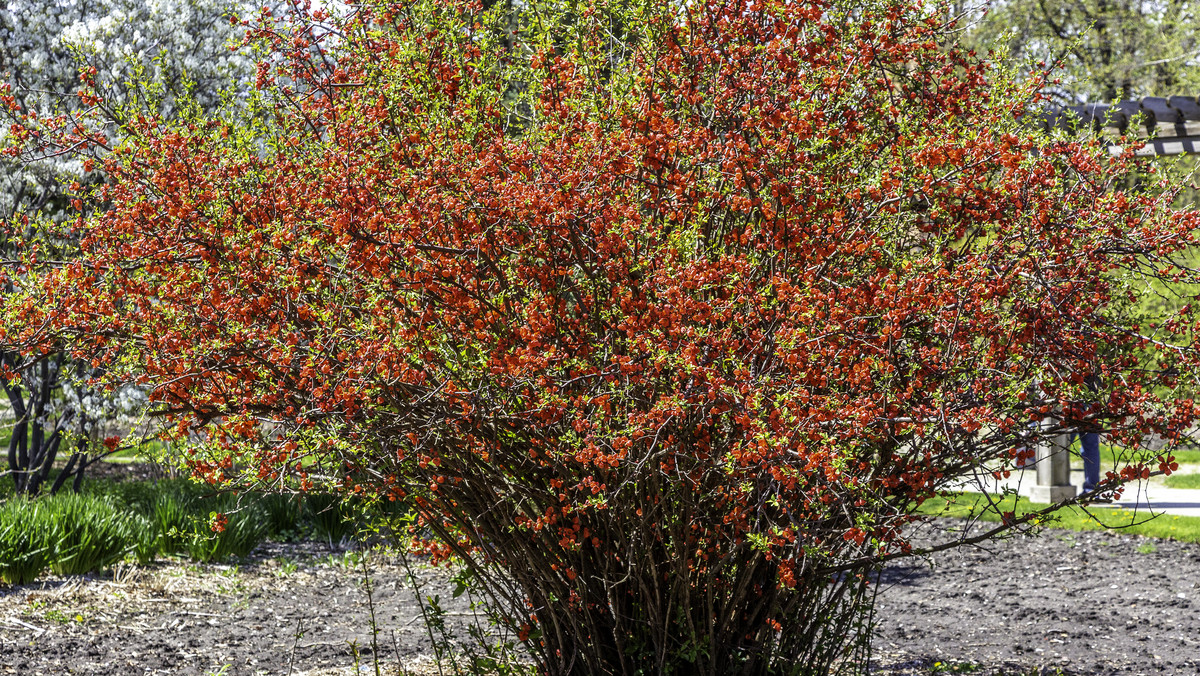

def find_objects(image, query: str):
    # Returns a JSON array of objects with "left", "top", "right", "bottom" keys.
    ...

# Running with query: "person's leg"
[{"left": 1080, "top": 432, "right": 1101, "bottom": 492}]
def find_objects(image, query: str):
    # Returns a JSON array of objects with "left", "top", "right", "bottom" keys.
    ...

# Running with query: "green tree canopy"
[{"left": 966, "top": 0, "right": 1200, "bottom": 103}]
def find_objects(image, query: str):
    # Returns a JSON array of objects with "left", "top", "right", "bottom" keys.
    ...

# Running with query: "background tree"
[
  {"left": 6, "top": 0, "right": 1200, "bottom": 673},
  {"left": 0, "top": 0, "right": 251, "bottom": 495},
  {"left": 964, "top": 0, "right": 1200, "bottom": 103}
]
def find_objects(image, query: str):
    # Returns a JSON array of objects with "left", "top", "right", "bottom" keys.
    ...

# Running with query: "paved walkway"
[{"left": 964, "top": 466, "right": 1200, "bottom": 517}]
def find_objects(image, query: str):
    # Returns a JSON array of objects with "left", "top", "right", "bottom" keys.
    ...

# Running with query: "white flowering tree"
[{"left": 1, "top": 0, "right": 253, "bottom": 494}]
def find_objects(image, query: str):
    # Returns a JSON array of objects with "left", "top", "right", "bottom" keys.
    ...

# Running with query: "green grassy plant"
[
  {"left": 0, "top": 492, "right": 148, "bottom": 582},
  {"left": 919, "top": 492, "right": 1200, "bottom": 541},
  {"left": 154, "top": 489, "right": 196, "bottom": 555},
  {"left": 43, "top": 493, "right": 141, "bottom": 576},
  {"left": 186, "top": 505, "right": 269, "bottom": 563},
  {"left": 132, "top": 522, "right": 160, "bottom": 565},
  {"left": 146, "top": 483, "right": 274, "bottom": 562},
  {"left": 260, "top": 493, "right": 305, "bottom": 539},
  {"left": 305, "top": 493, "right": 361, "bottom": 547},
  {"left": 0, "top": 498, "right": 51, "bottom": 585},
  {"left": 2, "top": 471, "right": 368, "bottom": 579}
]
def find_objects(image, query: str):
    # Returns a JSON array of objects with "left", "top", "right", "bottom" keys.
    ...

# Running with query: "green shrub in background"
[
  {"left": 0, "top": 498, "right": 51, "bottom": 585},
  {"left": 100, "top": 477, "right": 208, "bottom": 510},
  {"left": 99, "top": 477, "right": 167, "bottom": 513}
]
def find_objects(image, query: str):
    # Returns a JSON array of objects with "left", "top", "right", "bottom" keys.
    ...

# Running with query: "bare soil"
[
  {"left": 2, "top": 522, "right": 1199, "bottom": 675},
  {"left": 0, "top": 542, "right": 480, "bottom": 675},
  {"left": 871, "top": 524, "right": 1200, "bottom": 675}
]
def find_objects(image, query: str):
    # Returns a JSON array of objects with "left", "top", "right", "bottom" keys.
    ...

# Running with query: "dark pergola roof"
[{"left": 1039, "top": 97, "right": 1200, "bottom": 156}]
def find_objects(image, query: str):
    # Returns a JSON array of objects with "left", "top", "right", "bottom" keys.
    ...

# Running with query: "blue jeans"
[{"left": 1072, "top": 432, "right": 1100, "bottom": 492}]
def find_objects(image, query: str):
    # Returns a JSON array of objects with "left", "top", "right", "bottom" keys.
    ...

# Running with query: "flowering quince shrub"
[
  {"left": 6, "top": 0, "right": 1200, "bottom": 672},
  {"left": 0, "top": 0, "right": 255, "bottom": 496}
]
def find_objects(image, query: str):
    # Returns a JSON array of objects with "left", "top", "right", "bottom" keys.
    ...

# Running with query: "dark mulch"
[
  {"left": 871, "top": 523, "right": 1200, "bottom": 675},
  {"left": 0, "top": 542, "right": 479, "bottom": 676}
]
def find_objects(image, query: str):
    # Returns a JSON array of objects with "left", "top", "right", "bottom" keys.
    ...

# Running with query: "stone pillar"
[{"left": 1030, "top": 423, "right": 1077, "bottom": 503}]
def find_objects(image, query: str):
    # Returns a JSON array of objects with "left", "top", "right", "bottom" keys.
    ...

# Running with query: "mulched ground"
[
  {"left": 3, "top": 518, "right": 1200, "bottom": 675},
  {"left": 871, "top": 523, "right": 1200, "bottom": 675},
  {"left": 0, "top": 542, "right": 479, "bottom": 675}
]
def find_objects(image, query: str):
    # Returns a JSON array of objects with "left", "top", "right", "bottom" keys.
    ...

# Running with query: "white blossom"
[{"left": 1, "top": 0, "right": 259, "bottom": 428}]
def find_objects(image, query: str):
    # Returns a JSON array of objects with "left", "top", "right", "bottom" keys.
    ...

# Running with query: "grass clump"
[
  {"left": 0, "top": 467, "right": 397, "bottom": 584},
  {"left": 154, "top": 488, "right": 198, "bottom": 555},
  {"left": 260, "top": 493, "right": 305, "bottom": 540},
  {"left": 0, "top": 492, "right": 144, "bottom": 583},
  {"left": 0, "top": 498, "right": 52, "bottom": 585},
  {"left": 305, "top": 493, "right": 361, "bottom": 547},
  {"left": 43, "top": 493, "right": 142, "bottom": 576},
  {"left": 186, "top": 504, "right": 270, "bottom": 563}
]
